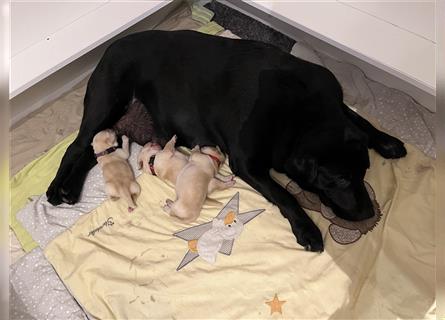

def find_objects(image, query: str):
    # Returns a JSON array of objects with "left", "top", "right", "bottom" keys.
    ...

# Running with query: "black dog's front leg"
[
  {"left": 46, "top": 41, "right": 134, "bottom": 205},
  {"left": 59, "top": 146, "right": 97, "bottom": 204},
  {"left": 46, "top": 139, "right": 91, "bottom": 205},
  {"left": 233, "top": 160, "right": 324, "bottom": 252},
  {"left": 341, "top": 103, "right": 407, "bottom": 158}
]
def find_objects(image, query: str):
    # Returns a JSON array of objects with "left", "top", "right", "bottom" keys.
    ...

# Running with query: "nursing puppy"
[
  {"left": 163, "top": 145, "right": 235, "bottom": 223},
  {"left": 92, "top": 129, "right": 140, "bottom": 210},
  {"left": 137, "top": 135, "right": 188, "bottom": 185}
]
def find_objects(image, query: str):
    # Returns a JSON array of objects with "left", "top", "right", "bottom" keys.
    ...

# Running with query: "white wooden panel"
[
  {"left": 10, "top": 0, "right": 172, "bottom": 98},
  {"left": 340, "top": 1, "right": 435, "bottom": 42},
  {"left": 11, "top": 2, "right": 106, "bottom": 56},
  {"left": 243, "top": 1, "right": 436, "bottom": 96}
]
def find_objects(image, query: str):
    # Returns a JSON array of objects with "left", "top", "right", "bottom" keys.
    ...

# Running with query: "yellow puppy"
[
  {"left": 137, "top": 135, "right": 189, "bottom": 186},
  {"left": 92, "top": 129, "right": 140, "bottom": 210},
  {"left": 163, "top": 145, "right": 235, "bottom": 223}
]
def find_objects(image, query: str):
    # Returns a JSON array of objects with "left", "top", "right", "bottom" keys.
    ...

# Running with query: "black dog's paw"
[
  {"left": 295, "top": 223, "right": 324, "bottom": 253},
  {"left": 373, "top": 133, "right": 407, "bottom": 159},
  {"left": 46, "top": 180, "right": 64, "bottom": 206},
  {"left": 60, "top": 182, "right": 82, "bottom": 205},
  {"left": 59, "top": 187, "right": 79, "bottom": 205}
]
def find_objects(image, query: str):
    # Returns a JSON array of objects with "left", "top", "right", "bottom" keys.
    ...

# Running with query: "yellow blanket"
[{"left": 45, "top": 144, "right": 434, "bottom": 319}]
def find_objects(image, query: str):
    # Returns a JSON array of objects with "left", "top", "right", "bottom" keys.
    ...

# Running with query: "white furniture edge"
[
  {"left": 10, "top": 0, "right": 172, "bottom": 99},
  {"left": 10, "top": 0, "right": 181, "bottom": 126},
  {"left": 241, "top": 0, "right": 435, "bottom": 95},
  {"left": 223, "top": 0, "right": 436, "bottom": 112}
]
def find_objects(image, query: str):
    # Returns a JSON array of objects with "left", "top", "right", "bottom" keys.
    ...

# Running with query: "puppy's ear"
[{"left": 293, "top": 155, "right": 318, "bottom": 183}]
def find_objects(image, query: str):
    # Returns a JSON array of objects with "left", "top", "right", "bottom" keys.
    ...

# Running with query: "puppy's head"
[
  {"left": 138, "top": 142, "right": 162, "bottom": 172},
  {"left": 200, "top": 146, "right": 225, "bottom": 168},
  {"left": 92, "top": 129, "right": 117, "bottom": 153},
  {"left": 284, "top": 125, "right": 374, "bottom": 221}
]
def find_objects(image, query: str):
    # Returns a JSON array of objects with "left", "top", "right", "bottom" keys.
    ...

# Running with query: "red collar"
[
  {"left": 148, "top": 154, "right": 157, "bottom": 176},
  {"left": 205, "top": 153, "right": 221, "bottom": 168}
]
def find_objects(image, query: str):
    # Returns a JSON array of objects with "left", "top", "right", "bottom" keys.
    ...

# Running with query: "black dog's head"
[{"left": 285, "top": 125, "right": 374, "bottom": 221}]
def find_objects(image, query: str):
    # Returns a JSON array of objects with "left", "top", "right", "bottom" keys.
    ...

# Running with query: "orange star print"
[{"left": 265, "top": 293, "right": 286, "bottom": 315}]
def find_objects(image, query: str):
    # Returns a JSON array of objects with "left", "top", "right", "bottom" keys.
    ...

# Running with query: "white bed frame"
[{"left": 10, "top": 0, "right": 436, "bottom": 126}]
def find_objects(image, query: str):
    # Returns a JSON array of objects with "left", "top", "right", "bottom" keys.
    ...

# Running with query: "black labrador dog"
[{"left": 46, "top": 30, "right": 406, "bottom": 252}]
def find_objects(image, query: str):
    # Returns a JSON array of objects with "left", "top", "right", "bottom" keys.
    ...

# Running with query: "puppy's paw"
[
  {"left": 162, "top": 199, "right": 174, "bottom": 213},
  {"left": 373, "top": 133, "right": 407, "bottom": 159},
  {"left": 225, "top": 179, "right": 236, "bottom": 188},
  {"left": 122, "top": 135, "right": 129, "bottom": 143},
  {"left": 217, "top": 174, "right": 235, "bottom": 182}
]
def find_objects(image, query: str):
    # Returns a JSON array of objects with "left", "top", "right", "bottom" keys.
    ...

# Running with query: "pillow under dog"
[{"left": 113, "top": 99, "right": 156, "bottom": 145}]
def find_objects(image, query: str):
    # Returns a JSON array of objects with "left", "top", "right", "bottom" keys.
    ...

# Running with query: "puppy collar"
[
  {"left": 206, "top": 153, "right": 221, "bottom": 168},
  {"left": 95, "top": 146, "right": 118, "bottom": 158},
  {"left": 148, "top": 154, "right": 157, "bottom": 176}
]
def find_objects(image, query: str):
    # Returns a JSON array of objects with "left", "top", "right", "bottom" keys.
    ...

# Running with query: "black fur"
[{"left": 46, "top": 30, "right": 407, "bottom": 252}]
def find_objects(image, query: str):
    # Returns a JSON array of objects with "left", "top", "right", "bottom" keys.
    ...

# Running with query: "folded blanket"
[
  {"left": 191, "top": 3, "right": 214, "bottom": 25},
  {"left": 10, "top": 131, "right": 77, "bottom": 252},
  {"left": 44, "top": 144, "right": 435, "bottom": 319},
  {"left": 197, "top": 21, "right": 224, "bottom": 35}
]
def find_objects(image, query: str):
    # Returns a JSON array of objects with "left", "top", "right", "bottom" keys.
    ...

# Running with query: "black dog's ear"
[
  {"left": 293, "top": 155, "right": 318, "bottom": 183},
  {"left": 344, "top": 126, "right": 370, "bottom": 168}
]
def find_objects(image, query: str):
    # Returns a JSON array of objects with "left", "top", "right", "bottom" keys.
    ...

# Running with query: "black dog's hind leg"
[
  {"left": 341, "top": 103, "right": 407, "bottom": 158},
  {"left": 231, "top": 157, "right": 324, "bottom": 252},
  {"left": 47, "top": 47, "right": 133, "bottom": 205}
]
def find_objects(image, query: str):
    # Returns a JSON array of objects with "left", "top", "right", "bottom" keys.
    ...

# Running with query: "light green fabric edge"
[
  {"left": 10, "top": 131, "right": 78, "bottom": 252},
  {"left": 197, "top": 21, "right": 224, "bottom": 35},
  {"left": 191, "top": 3, "right": 214, "bottom": 24}
]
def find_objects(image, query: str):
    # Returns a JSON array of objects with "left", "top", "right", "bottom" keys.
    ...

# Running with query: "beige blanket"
[{"left": 45, "top": 144, "right": 434, "bottom": 319}]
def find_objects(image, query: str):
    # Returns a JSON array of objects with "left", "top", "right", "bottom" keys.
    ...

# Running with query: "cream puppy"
[
  {"left": 137, "top": 135, "right": 189, "bottom": 185},
  {"left": 163, "top": 145, "right": 235, "bottom": 223},
  {"left": 92, "top": 129, "right": 140, "bottom": 210}
]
